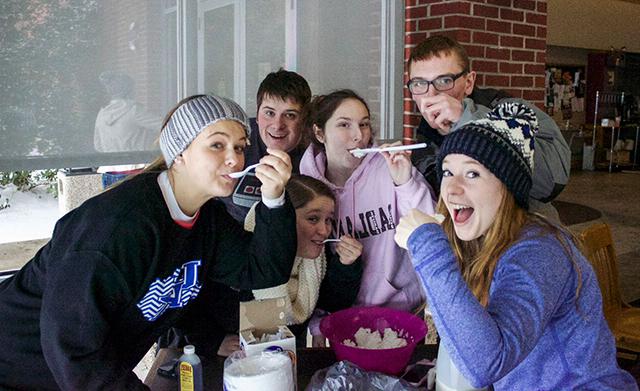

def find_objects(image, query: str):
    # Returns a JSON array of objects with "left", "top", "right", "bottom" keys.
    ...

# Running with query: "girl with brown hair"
[
  {"left": 395, "top": 102, "right": 635, "bottom": 390},
  {"left": 234, "top": 174, "right": 363, "bottom": 348}
]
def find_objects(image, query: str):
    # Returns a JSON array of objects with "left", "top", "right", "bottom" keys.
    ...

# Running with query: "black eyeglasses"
[{"left": 406, "top": 71, "right": 468, "bottom": 95}]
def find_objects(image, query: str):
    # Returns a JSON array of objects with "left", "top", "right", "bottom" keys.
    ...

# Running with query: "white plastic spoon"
[
  {"left": 349, "top": 142, "right": 428, "bottom": 158},
  {"left": 322, "top": 239, "right": 342, "bottom": 243},
  {"left": 228, "top": 163, "right": 261, "bottom": 178}
]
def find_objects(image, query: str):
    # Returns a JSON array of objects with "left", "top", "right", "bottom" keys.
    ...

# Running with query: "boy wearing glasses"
[{"left": 407, "top": 35, "right": 570, "bottom": 218}]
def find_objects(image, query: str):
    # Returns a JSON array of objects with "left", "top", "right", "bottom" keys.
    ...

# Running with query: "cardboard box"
[{"left": 239, "top": 298, "right": 296, "bottom": 366}]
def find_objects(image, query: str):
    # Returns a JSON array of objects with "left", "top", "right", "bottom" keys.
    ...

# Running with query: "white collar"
[{"left": 157, "top": 171, "right": 197, "bottom": 224}]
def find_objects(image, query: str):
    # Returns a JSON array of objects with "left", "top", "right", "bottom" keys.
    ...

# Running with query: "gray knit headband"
[{"left": 159, "top": 95, "right": 249, "bottom": 167}]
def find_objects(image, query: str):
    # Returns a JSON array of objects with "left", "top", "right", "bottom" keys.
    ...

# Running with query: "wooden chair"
[{"left": 579, "top": 223, "right": 640, "bottom": 358}]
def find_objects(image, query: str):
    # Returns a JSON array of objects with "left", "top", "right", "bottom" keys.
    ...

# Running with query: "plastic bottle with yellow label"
[{"left": 178, "top": 345, "right": 203, "bottom": 391}]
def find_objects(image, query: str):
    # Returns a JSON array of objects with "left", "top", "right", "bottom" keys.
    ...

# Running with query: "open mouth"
[
  {"left": 311, "top": 239, "right": 325, "bottom": 246},
  {"left": 268, "top": 131, "right": 288, "bottom": 140},
  {"left": 452, "top": 203, "right": 474, "bottom": 224}
]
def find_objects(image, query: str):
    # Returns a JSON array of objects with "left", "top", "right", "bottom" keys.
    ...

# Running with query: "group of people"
[{"left": 0, "top": 35, "right": 636, "bottom": 390}]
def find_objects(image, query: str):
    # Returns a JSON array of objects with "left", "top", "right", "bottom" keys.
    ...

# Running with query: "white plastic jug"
[{"left": 435, "top": 343, "right": 487, "bottom": 391}]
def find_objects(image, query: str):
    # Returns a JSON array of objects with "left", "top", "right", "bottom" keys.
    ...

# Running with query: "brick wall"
[{"left": 403, "top": 0, "right": 548, "bottom": 139}]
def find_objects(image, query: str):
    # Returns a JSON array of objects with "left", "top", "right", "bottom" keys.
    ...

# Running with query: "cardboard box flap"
[{"left": 239, "top": 297, "right": 287, "bottom": 332}]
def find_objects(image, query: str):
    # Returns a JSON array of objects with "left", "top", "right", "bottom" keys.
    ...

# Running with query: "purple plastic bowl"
[{"left": 320, "top": 306, "right": 428, "bottom": 376}]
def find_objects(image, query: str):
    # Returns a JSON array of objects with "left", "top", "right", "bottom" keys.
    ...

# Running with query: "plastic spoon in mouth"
[
  {"left": 322, "top": 239, "right": 341, "bottom": 243},
  {"left": 349, "top": 142, "right": 428, "bottom": 158},
  {"left": 228, "top": 163, "right": 261, "bottom": 178}
]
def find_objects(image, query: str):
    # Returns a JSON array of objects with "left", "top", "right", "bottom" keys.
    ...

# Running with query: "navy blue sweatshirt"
[{"left": 0, "top": 172, "right": 296, "bottom": 390}]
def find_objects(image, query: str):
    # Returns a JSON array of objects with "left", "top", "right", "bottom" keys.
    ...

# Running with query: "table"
[{"left": 145, "top": 345, "right": 438, "bottom": 390}]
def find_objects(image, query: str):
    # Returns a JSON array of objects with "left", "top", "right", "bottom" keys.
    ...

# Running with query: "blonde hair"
[
  {"left": 437, "top": 185, "right": 582, "bottom": 307},
  {"left": 106, "top": 95, "right": 205, "bottom": 189}
]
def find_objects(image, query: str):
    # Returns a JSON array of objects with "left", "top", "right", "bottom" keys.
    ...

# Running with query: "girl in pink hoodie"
[{"left": 299, "top": 89, "right": 436, "bottom": 313}]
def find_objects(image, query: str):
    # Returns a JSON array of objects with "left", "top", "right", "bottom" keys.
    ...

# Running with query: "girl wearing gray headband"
[{"left": 0, "top": 94, "right": 298, "bottom": 389}]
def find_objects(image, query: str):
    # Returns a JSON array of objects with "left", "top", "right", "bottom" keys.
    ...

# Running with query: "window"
[{"left": 0, "top": 0, "right": 404, "bottom": 171}]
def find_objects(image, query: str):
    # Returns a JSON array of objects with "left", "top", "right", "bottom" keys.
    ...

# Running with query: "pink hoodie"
[{"left": 300, "top": 144, "right": 436, "bottom": 312}]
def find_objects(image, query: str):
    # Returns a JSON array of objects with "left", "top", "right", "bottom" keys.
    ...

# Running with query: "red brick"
[
  {"left": 513, "top": 23, "right": 535, "bottom": 36},
  {"left": 500, "top": 35, "right": 524, "bottom": 48},
  {"left": 512, "top": 50, "right": 535, "bottom": 62},
  {"left": 536, "top": 51, "right": 546, "bottom": 63},
  {"left": 438, "top": 29, "right": 472, "bottom": 43},
  {"left": 537, "top": 1, "right": 547, "bottom": 13},
  {"left": 405, "top": 20, "right": 417, "bottom": 33},
  {"left": 406, "top": 32, "right": 429, "bottom": 46},
  {"left": 514, "top": 0, "right": 536, "bottom": 10},
  {"left": 524, "top": 63, "right": 545, "bottom": 75},
  {"left": 463, "top": 44, "right": 485, "bottom": 58},
  {"left": 486, "top": 19, "right": 511, "bottom": 33},
  {"left": 403, "top": 114, "right": 419, "bottom": 127},
  {"left": 404, "top": 47, "right": 413, "bottom": 60},
  {"left": 525, "top": 38, "right": 546, "bottom": 50},
  {"left": 403, "top": 99, "right": 415, "bottom": 112},
  {"left": 418, "top": 17, "right": 443, "bottom": 30},
  {"left": 526, "top": 12, "right": 546, "bottom": 25},
  {"left": 486, "top": 0, "right": 511, "bottom": 6},
  {"left": 534, "top": 76, "right": 545, "bottom": 88},
  {"left": 504, "top": 89, "right": 524, "bottom": 98},
  {"left": 499, "top": 62, "right": 523, "bottom": 74},
  {"left": 500, "top": 8, "right": 524, "bottom": 21},
  {"left": 405, "top": 0, "right": 418, "bottom": 6},
  {"left": 406, "top": 6, "right": 428, "bottom": 19},
  {"left": 472, "top": 60, "right": 499, "bottom": 73},
  {"left": 473, "top": 31, "right": 499, "bottom": 46},
  {"left": 522, "top": 89, "right": 545, "bottom": 101},
  {"left": 485, "top": 75, "right": 510, "bottom": 87},
  {"left": 511, "top": 75, "right": 534, "bottom": 87},
  {"left": 444, "top": 15, "right": 485, "bottom": 30},
  {"left": 419, "top": 0, "right": 444, "bottom": 3},
  {"left": 486, "top": 47, "right": 511, "bottom": 60},
  {"left": 430, "top": 1, "right": 471, "bottom": 16},
  {"left": 475, "top": 74, "right": 485, "bottom": 86},
  {"left": 473, "top": 4, "right": 500, "bottom": 18},
  {"left": 537, "top": 26, "right": 547, "bottom": 39}
]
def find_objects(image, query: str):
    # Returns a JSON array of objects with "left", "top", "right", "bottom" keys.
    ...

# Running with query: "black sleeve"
[
  {"left": 316, "top": 248, "right": 363, "bottom": 313},
  {"left": 176, "top": 281, "right": 238, "bottom": 358},
  {"left": 210, "top": 198, "right": 297, "bottom": 290},
  {"left": 40, "top": 251, "right": 148, "bottom": 390}
]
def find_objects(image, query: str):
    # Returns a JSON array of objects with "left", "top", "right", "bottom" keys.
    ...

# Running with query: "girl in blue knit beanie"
[{"left": 395, "top": 102, "right": 636, "bottom": 390}]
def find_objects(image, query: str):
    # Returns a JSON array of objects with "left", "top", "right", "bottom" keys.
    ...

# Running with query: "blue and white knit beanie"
[
  {"left": 437, "top": 102, "right": 538, "bottom": 209},
  {"left": 159, "top": 95, "right": 249, "bottom": 167}
]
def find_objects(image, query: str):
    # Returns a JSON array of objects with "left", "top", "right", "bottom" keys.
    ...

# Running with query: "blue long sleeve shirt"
[{"left": 408, "top": 223, "right": 637, "bottom": 390}]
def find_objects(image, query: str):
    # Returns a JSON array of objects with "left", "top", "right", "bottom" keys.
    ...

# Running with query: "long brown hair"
[
  {"left": 286, "top": 174, "right": 335, "bottom": 210},
  {"left": 300, "top": 89, "right": 373, "bottom": 149},
  {"left": 438, "top": 185, "right": 582, "bottom": 307}
]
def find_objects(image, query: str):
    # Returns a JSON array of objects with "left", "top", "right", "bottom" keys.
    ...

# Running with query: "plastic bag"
[{"left": 306, "top": 360, "right": 426, "bottom": 391}]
